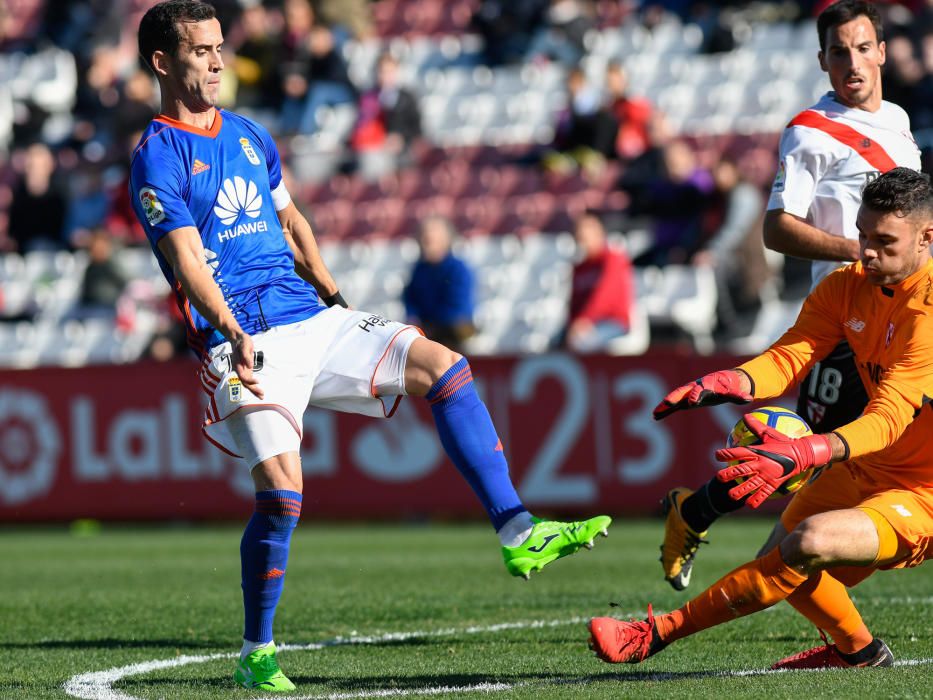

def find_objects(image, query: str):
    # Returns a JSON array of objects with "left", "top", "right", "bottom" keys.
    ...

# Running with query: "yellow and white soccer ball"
[{"left": 725, "top": 406, "right": 815, "bottom": 499}]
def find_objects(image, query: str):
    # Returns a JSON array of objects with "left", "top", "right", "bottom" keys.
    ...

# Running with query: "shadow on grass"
[{"left": 0, "top": 638, "right": 226, "bottom": 650}]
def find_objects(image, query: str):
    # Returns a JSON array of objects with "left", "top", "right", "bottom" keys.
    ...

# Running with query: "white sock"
[
  {"left": 240, "top": 638, "right": 273, "bottom": 659},
  {"left": 497, "top": 512, "right": 535, "bottom": 547}
]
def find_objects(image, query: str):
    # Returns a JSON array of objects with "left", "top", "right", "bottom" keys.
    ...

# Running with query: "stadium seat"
[
  {"left": 729, "top": 298, "right": 804, "bottom": 355},
  {"left": 605, "top": 303, "right": 650, "bottom": 356},
  {"left": 662, "top": 265, "right": 719, "bottom": 354}
]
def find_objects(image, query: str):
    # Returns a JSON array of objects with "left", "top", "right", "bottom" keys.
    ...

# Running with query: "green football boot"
[
  {"left": 233, "top": 643, "right": 296, "bottom": 692},
  {"left": 502, "top": 515, "right": 612, "bottom": 579}
]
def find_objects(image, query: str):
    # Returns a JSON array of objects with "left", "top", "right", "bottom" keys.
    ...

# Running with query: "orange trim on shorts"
[
  {"left": 370, "top": 325, "right": 423, "bottom": 419},
  {"left": 201, "top": 427, "right": 242, "bottom": 458}
]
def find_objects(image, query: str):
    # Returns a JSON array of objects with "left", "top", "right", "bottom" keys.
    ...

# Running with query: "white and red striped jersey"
[{"left": 767, "top": 92, "right": 921, "bottom": 289}]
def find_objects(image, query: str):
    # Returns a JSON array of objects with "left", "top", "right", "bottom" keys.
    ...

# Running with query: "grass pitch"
[{"left": 2, "top": 519, "right": 932, "bottom": 699}]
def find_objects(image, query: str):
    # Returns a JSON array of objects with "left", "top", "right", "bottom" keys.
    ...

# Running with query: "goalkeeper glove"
[
  {"left": 652, "top": 369, "right": 752, "bottom": 420},
  {"left": 715, "top": 415, "right": 834, "bottom": 509}
]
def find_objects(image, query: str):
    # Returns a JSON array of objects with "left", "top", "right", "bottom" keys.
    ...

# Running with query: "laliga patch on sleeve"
[
  {"left": 772, "top": 159, "right": 786, "bottom": 192},
  {"left": 139, "top": 187, "right": 166, "bottom": 226}
]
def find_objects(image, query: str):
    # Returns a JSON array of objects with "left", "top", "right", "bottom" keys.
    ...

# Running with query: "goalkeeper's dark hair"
[
  {"left": 817, "top": 0, "right": 883, "bottom": 53},
  {"left": 139, "top": 0, "right": 216, "bottom": 73},
  {"left": 861, "top": 168, "right": 933, "bottom": 222}
]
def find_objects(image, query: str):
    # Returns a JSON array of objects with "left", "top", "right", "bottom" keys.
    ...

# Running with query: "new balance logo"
[
  {"left": 192, "top": 159, "right": 210, "bottom": 175},
  {"left": 844, "top": 318, "right": 866, "bottom": 333},
  {"left": 527, "top": 534, "right": 559, "bottom": 553},
  {"left": 214, "top": 176, "right": 262, "bottom": 225},
  {"left": 258, "top": 568, "right": 285, "bottom": 580},
  {"left": 892, "top": 504, "right": 912, "bottom": 517}
]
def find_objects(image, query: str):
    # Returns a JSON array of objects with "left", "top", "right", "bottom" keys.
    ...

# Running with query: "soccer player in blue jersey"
[{"left": 131, "top": 1, "right": 611, "bottom": 692}]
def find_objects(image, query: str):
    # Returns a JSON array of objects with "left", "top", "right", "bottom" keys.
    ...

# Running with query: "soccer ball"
[{"left": 725, "top": 406, "right": 814, "bottom": 499}]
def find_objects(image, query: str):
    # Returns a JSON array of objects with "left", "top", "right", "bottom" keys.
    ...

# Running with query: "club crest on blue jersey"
[
  {"left": 139, "top": 187, "right": 165, "bottom": 226},
  {"left": 240, "top": 137, "right": 261, "bottom": 165}
]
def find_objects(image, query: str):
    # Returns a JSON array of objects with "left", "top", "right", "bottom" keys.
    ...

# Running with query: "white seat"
[
  {"left": 605, "top": 304, "right": 650, "bottom": 356},
  {"left": 646, "top": 265, "right": 718, "bottom": 354},
  {"left": 729, "top": 299, "right": 804, "bottom": 355}
]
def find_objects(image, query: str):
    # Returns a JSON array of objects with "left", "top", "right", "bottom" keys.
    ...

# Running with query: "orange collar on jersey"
[{"left": 154, "top": 109, "right": 223, "bottom": 138}]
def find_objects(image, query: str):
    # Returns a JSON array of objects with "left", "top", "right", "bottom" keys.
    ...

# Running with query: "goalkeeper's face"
[
  {"left": 166, "top": 18, "right": 225, "bottom": 111},
  {"left": 857, "top": 207, "right": 933, "bottom": 287}
]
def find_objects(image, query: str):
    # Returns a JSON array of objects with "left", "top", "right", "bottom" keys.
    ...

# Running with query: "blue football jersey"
[{"left": 129, "top": 109, "right": 324, "bottom": 357}]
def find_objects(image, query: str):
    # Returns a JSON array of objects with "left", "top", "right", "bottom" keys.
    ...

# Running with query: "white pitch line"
[
  {"left": 293, "top": 682, "right": 515, "bottom": 700},
  {"left": 62, "top": 617, "right": 933, "bottom": 700},
  {"left": 62, "top": 616, "right": 593, "bottom": 700}
]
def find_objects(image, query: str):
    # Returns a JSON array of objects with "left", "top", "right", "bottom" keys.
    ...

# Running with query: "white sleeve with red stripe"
[{"left": 766, "top": 125, "right": 844, "bottom": 218}]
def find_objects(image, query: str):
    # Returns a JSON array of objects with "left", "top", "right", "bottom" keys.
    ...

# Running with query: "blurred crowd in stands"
[{"left": 1, "top": 0, "right": 932, "bottom": 361}]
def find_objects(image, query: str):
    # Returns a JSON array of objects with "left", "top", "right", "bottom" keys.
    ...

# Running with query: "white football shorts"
[{"left": 199, "top": 307, "right": 422, "bottom": 469}]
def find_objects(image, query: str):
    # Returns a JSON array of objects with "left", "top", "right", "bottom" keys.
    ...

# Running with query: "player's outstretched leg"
[
  {"left": 658, "top": 479, "right": 746, "bottom": 589},
  {"left": 771, "top": 630, "right": 894, "bottom": 670},
  {"left": 235, "top": 490, "right": 300, "bottom": 692},
  {"left": 411, "top": 343, "right": 611, "bottom": 578},
  {"left": 590, "top": 546, "right": 809, "bottom": 664},
  {"left": 659, "top": 487, "right": 709, "bottom": 591},
  {"left": 502, "top": 515, "right": 612, "bottom": 579},
  {"left": 589, "top": 604, "right": 668, "bottom": 664}
]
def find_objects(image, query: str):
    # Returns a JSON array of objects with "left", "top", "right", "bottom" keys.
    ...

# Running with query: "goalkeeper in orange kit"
[{"left": 589, "top": 167, "right": 933, "bottom": 669}]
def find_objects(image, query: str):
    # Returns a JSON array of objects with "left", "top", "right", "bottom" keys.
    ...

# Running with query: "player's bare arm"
[
  {"left": 763, "top": 210, "right": 861, "bottom": 261},
  {"left": 157, "top": 225, "right": 263, "bottom": 398},
  {"left": 277, "top": 201, "right": 339, "bottom": 299}
]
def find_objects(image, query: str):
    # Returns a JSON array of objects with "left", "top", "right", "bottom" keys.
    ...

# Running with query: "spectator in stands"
[
  {"left": 76, "top": 228, "right": 128, "bottom": 317},
  {"left": 525, "top": 0, "right": 594, "bottom": 67},
  {"left": 627, "top": 139, "right": 714, "bottom": 267},
  {"left": 561, "top": 212, "right": 634, "bottom": 353},
  {"left": 8, "top": 142, "right": 67, "bottom": 252},
  {"left": 350, "top": 52, "right": 422, "bottom": 181},
  {"left": 72, "top": 44, "right": 123, "bottom": 151},
  {"left": 691, "top": 157, "right": 769, "bottom": 337},
  {"left": 146, "top": 290, "right": 189, "bottom": 362},
  {"left": 543, "top": 65, "right": 617, "bottom": 176},
  {"left": 882, "top": 33, "right": 925, "bottom": 123},
  {"left": 103, "top": 130, "right": 149, "bottom": 247},
  {"left": 604, "top": 62, "right": 654, "bottom": 162},
  {"left": 471, "top": 0, "right": 549, "bottom": 66},
  {"left": 315, "top": 0, "right": 375, "bottom": 40},
  {"left": 114, "top": 68, "right": 159, "bottom": 145},
  {"left": 230, "top": 1, "right": 283, "bottom": 114},
  {"left": 403, "top": 216, "right": 476, "bottom": 353},
  {"left": 278, "top": 0, "right": 355, "bottom": 135}
]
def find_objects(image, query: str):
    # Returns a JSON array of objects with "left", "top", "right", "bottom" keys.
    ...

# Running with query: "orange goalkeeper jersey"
[{"left": 740, "top": 258, "right": 933, "bottom": 489}]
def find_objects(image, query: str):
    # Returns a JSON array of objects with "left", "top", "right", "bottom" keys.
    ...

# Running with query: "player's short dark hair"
[
  {"left": 138, "top": 0, "right": 216, "bottom": 73},
  {"left": 862, "top": 168, "right": 933, "bottom": 222},
  {"left": 817, "top": 1, "right": 883, "bottom": 53}
]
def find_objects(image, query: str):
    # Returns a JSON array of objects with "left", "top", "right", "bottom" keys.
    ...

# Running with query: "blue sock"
[
  {"left": 240, "top": 489, "right": 302, "bottom": 643},
  {"left": 426, "top": 358, "right": 526, "bottom": 530}
]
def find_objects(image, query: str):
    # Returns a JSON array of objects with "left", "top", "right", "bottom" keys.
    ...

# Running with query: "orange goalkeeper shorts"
[{"left": 781, "top": 462, "right": 933, "bottom": 570}]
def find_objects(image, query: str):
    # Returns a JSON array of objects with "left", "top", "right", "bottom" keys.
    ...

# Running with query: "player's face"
[
  {"left": 857, "top": 207, "right": 932, "bottom": 286},
  {"left": 165, "top": 18, "right": 225, "bottom": 110},
  {"left": 819, "top": 16, "right": 885, "bottom": 111}
]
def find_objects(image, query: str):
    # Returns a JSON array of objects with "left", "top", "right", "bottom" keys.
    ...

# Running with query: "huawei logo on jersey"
[{"left": 213, "top": 176, "right": 262, "bottom": 225}]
